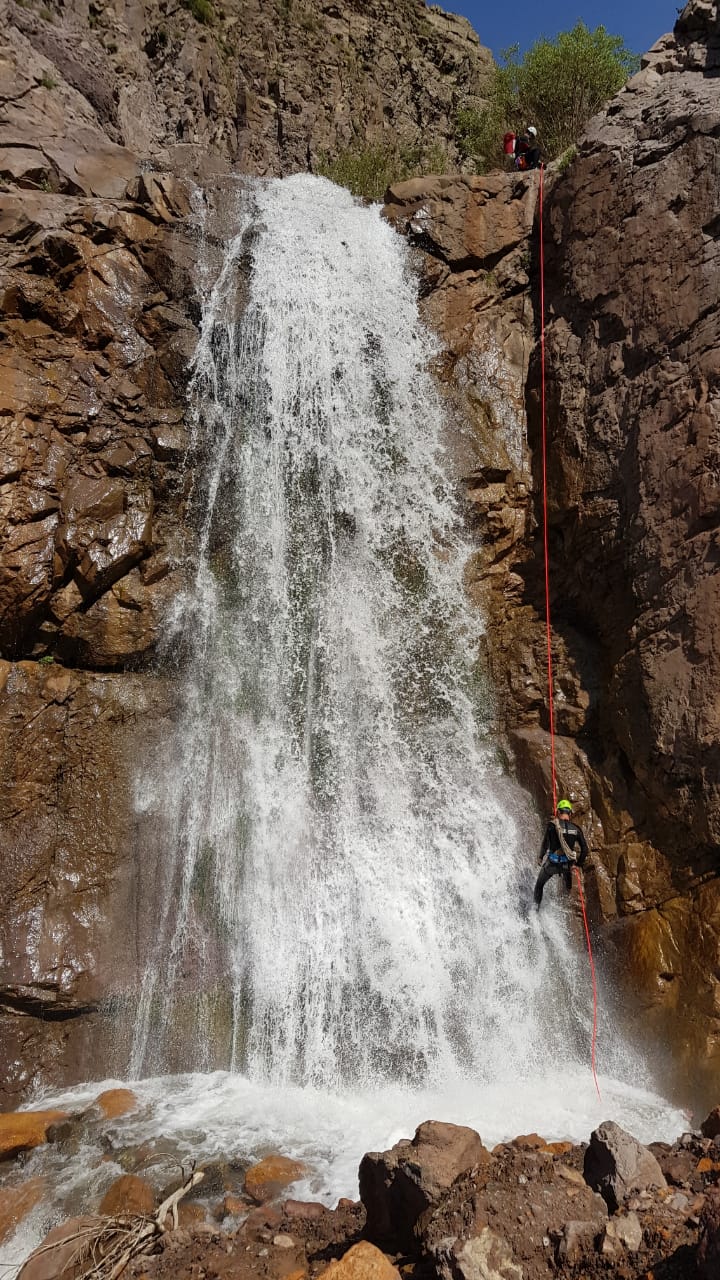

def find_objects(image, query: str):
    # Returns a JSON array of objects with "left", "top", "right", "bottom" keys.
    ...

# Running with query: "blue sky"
[{"left": 447, "top": 0, "right": 679, "bottom": 59}]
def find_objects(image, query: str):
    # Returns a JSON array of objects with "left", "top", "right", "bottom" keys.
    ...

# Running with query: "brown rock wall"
[
  {"left": 534, "top": 0, "right": 720, "bottom": 1082},
  {"left": 0, "top": 25, "right": 200, "bottom": 1096},
  {"left": 385, "top": 0, "right": 720, "bottom": 1100}
]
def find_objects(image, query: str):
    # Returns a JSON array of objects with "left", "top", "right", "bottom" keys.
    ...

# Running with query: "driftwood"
[{"left": 17, "top": 1167, "right": 204, "bottom": 1280}]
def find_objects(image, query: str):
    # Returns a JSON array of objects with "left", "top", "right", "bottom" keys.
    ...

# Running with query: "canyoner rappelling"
[{"left": 537, "top": 162, "right": 602, "bottom": 1101}]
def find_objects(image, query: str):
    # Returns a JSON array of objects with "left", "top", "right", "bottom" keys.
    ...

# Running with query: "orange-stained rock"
[
  {"left": 318, "top": 1242, "right": 400, "bottom": 1280},
  {"left": 697, "top": 1158, "right": 720, "bottom": 1175},
  {"left": 215, "top": 1193, "right": 247, "bottom": 1220},
  {"left": 93, "top": 1089, "right": 138, "bottom": 1120},
  {"left": 98, "top": 1173, "right": 155, "bottom": 1216},
  {"left": 0, "top": 1177, "right": 45, "bottom": 1243},
  {"left": 512, "top": 1133, "right": 546, "bottom": 1150},
  {"left": 244, "top": 1155, "right": 307, "bottom": 1204},
  {"left": 543, "top": 1141, "right": 574, "bottom": 1157},
  {"left": 0, "top": 1111, "right": 68, "bottom": 1161}
]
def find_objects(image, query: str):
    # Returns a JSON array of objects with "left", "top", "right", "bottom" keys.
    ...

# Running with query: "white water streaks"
[{"left": 130, "top": 174, "right": 654, "bottom": 1101}]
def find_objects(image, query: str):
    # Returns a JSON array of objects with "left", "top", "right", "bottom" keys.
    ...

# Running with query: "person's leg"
[
  {"left": 534, "top": 862, "right": 555, "bottom": 906},
  {"left": 563, "top": 867, "right": 572, "bottom": 895}
]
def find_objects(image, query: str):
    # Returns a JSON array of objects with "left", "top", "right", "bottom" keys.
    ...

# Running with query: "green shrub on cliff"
[
  {"left": 181, "top": 0, "right": 214, "bottom": 24},
  {"left": 457, "top": 22, "right": 639, "bottom": 172},
  {"left": 318, "top": 140, "right": 451, "bottom": 202}
]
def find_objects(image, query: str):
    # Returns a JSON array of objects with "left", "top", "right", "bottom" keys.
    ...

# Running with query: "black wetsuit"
[
  {"left": 534, "top": 817, "right": 589, "bottom": 906},
  {"left": 515, "top": 133, "right": 541, "bottom": 170}
]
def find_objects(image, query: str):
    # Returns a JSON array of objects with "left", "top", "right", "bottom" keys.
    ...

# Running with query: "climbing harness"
[
  {"left": 552, "top": 817, "right": 579, "bottom": 864},
  {"left": 538, "top": 164, "right": 601, "bottom": 1103}
]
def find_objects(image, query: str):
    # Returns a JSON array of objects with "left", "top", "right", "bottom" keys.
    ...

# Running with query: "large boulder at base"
[
  {"left": 698, "top": 1191, "right": 720, "bottom": 1280},
  {"left": 244, "top": 1155, "right": 307, "bottom": 1204},
  {"left": 318, "top": 1242, "right": 400, "bottom": 1280},
  {"left": 359, "top": 1121, "right": 490, "bottom": 1252},
  {"left": 0, "top": 1110, "right": 68, "bottom": 1160},
  {"left": 583, "top": 1121, "right": 667, "bottom": 1211}
]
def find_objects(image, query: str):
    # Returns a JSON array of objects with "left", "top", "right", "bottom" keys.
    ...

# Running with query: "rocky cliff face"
[
  {"left": 2, "top": 0, "right": 720, "bottom": 1107},
  {"left": 0, "top": 25, "right": 199, "bottom": 1096},
  {"left": 4, "top": 0, "right": 491, "bottom": 179},
  {"left": 386, "top": 0, "right": 720, "bottom": 1101},
  {"left": 527, "top": 0, "right": 720, "bottom": 1090}
]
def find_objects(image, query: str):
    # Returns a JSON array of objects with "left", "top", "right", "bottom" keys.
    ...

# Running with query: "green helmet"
[{"left": 557, "top": 798, "right": 573, "bottom": 813}]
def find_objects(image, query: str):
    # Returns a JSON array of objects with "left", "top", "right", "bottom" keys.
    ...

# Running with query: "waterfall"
[
  {"left": 0, "top": 178, "right": 686, "bottom": 1280},
  {"left": 130, "top": 175, "right": 624, "bottom": 1094}
]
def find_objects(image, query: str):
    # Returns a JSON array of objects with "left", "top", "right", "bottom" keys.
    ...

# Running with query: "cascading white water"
[
  {"left": 1, "top": 177, "right": 687, "bottom": 1278},
  {"left": 131, "top": 173, "right": 635, "bottom": 1094}
]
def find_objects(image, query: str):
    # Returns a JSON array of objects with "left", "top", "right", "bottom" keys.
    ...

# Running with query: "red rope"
[
  {"left": 538, "top": 165, "right": 601, "bottom": 1102},
  {"left": 538, "top": 164, "right": 557, "bottom": 811}
]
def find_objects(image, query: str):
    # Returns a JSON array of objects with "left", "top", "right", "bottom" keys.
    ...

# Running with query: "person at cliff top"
[
  {"left": 515, "top": 126, "right": 541, "bottom": 171},
  {"left": 534, "top": 798, "right": 589, "bottom": 908}
]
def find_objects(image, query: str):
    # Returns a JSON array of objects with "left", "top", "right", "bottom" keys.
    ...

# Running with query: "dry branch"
[{"left": 17, "top": 1167, "right": 205, "bottom": 1280}]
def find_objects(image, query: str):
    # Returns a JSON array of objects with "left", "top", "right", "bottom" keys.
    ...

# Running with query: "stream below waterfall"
[{"left": 2, "top": 176, "right": 688, "bottom": 1272}]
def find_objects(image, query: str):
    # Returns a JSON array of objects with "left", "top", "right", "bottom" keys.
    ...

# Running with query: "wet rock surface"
[
  {"left": 388, "top": 0, "right": 720, "bottom": 1096},
  {"left": 534, "top": 0, "right": 720, "bottom": 1085}
]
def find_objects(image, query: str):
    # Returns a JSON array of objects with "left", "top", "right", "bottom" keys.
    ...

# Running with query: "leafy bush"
[
  {"left": 181, "top": 0, "right": 214, "bottom": 25},
  {"left": 318, "top": 139, "right": 451, "bottom": 202},
  {"left": 457, "top": 22, "right": 639, "bottom": 173},
  {"left": 557, "top": 144, "right": 578, "bottom": 174}
]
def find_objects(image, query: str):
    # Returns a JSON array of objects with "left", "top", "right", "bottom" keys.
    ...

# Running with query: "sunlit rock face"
[
  {"left": 3, "top": 0, "right": 493, "bottom": 179},
  {"left": 535, "top": 0, "right": 720, "bottom": 1085},
  {"left": 384, "top": 0, "right": 720, "bottom": 1099}
]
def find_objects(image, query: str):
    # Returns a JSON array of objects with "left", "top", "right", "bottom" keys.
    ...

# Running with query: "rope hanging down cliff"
[{"left": 537, "top": 164, "right": 601, "bottom": 1103}]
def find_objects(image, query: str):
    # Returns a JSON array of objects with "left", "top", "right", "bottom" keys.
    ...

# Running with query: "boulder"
[
  {"left": 98, "top": 1173, "right": 155, "bottom": 1215},
  {"left": 317, "top": 1242, "right": 399, "bottom": 1280},
  {"left": 0, "top": 1110, "right": 68, "bottom": 1161},
  {"left": 244, "top": 1155, "right": 307, "bottom": 1204},
  {"left": 93, "top": 1088, "right": 138, "bottom": 1120},
  {"left": 435, "top": 1229, "right": 522, "bottom": 1280},
  {"left": 359, "top": 1121, "right": 490, "bottom": 1252},
  {"left": 583, "top": 1121, "right": 666, "bottom": 1211},
  {"left": 557, "top": 1219, "right": 602, "bottom": 1264},
  {"left": 701, "top": 1107, "right": 720, "bottom": 1139}
]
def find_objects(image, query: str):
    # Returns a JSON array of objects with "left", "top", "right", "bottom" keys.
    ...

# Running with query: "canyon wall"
[
  {"left": 3, "top": 0, "right": 491, "bottom": 179},
  {"left": 1, "top": 0, "right": 719, "bottom": 1104},
  {"left": 538, "top": 0, "right": 720, "bottom": 1094},
  {"left": 385, "top": 0, "right": 720, "bottom": 1101}
]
